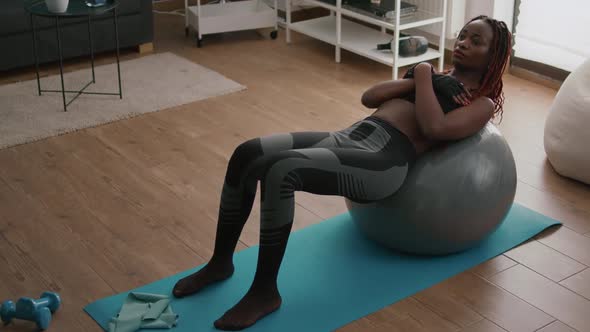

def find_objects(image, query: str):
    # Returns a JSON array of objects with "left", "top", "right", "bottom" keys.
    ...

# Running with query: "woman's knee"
[
  {"left": 258, "top": 151, "right": 308, "bottom": 197},
  {"left": 225, "top": 138, "right": 265, "bottom": 186}
]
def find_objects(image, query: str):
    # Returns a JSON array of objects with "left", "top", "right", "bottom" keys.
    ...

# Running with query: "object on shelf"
[
  {"left": 342, "top": 0, "right": 417, "bottom": 22},
  {"left": 45, "top": 0, "right": 69, "bottom": 12},
  {"left": 286, "top": 0, "right": 446, "bottom": 79},
  {"left": 85, "top": 0, "right": 108, "bottom": 7},
  {"left": 376, "top": 31, "right": 410, "bottom": 50},
  {"left": 377, "top": 35, "right": 428, "bottom": 57}
]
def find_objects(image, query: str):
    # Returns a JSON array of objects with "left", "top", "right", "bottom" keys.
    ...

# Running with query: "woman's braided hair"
[{"left": 465, "top": 15, "right": 513, "bottom": 121}]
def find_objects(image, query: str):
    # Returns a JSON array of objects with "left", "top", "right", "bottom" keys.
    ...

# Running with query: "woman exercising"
[{"left": 173, "top": 15, "right": 512, "bottom": 330}]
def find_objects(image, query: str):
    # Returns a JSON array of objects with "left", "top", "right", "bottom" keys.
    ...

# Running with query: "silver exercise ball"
[{"left": 346, "top": 123, "right": 517, "bottom": 255}]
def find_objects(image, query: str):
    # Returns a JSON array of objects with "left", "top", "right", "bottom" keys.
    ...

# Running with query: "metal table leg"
[
  {"left": 28, "top": 6, "right": 123, "bottom": 111},
  {"left": 88, "top": 15, "right": 95, "bottom": 83},
  {"left": 55, "top": 16, "right": 67, "bottom": 112},
  {"left": 114, "top": 7, "right": 122, "bottom": 99},
  {"left": 30, "top": 13, "right": 41, "bottom": 96}
]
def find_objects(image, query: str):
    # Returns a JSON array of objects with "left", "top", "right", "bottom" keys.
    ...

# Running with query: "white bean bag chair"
[{"left": 544, "top": 58, "right": 590, "bottom": 184}]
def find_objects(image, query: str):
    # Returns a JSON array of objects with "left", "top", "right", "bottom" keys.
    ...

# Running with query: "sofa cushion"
[
  {"left": 0, "top": 0, "right": 142, "bottom": 37},
  {"left": 117, "top": 0, "right": 142, "bottom": 15},
  {"left": 0, "top": 0, "right": 51, "bottom": 36}
]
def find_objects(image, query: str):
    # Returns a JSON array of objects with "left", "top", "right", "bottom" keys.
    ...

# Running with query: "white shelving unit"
[
  {"left": 285, "top": 0, "right": 447, "bottom": 79},
  {"left": 185, "top": 0, "right": 279, "bottom": 47}
]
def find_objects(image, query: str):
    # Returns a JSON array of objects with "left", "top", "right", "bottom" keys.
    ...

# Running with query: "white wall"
[
  {"left": 412, "top": 0, "right": 514, "bottom": 50},
  {"left": 465, "top": 0, "right": 514, "bottom": 32},
  {"left": 492, "top": 0, "right": 514, "bottom": 32},
  {"left": 465, "top": 0, "right": 494, "bottom": 22}
]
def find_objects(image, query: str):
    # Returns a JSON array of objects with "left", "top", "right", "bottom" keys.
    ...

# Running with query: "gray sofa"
[{"left": 0, "top": 0, "right": 154, "bottom": 72}]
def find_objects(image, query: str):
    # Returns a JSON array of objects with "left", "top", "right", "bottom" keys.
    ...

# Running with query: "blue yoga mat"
[{"left": 85, "top": 203, "right": 560, "bottom": 331}]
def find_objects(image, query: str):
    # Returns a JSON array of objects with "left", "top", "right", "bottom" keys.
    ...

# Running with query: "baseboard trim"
[{"left": 509, "top": 65, "right": 562, "bottom": 90}]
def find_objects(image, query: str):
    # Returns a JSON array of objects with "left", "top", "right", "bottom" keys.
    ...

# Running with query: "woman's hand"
[
  {"left": 412, "top": 63, "right": 472, "bottom": 106},
  {"left": 453, "top": 83, "right": 472, "bottom": 106},
  {"left": 431, "top": 75, "right": 472, "bottom": 106}
]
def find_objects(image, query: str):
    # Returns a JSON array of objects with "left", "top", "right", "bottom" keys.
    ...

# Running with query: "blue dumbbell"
[{"left": 1, "top": 292, "right": 61, "bottom": 330}]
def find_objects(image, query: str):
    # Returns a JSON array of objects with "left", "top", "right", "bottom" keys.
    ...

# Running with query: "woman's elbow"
[
  {"left": 362, "top": 101, "right": 377, "bottom": 109},
  {"left": 360, "top": 93, "right": 371, "bottom": 108},
  {"left": 421, "top": 123, "right": 444, "bottom": 140},
  {"left": 361, "top": 94, "right": 378, "bottom": 108}
]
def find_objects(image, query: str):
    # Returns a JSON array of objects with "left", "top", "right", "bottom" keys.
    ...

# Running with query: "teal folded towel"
[{"left": 108, "top": 292, "right": 178, "bottom": 332}]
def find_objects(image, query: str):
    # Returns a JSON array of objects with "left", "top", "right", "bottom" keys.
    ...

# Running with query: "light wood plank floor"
[{"left": 1, "top": 13, "right": 590, "bottom": 332}]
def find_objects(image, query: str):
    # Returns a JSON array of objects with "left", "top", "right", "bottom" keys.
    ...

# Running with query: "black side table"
[{"left": 24, "top": 0, "right": 122, "bottom": 112}]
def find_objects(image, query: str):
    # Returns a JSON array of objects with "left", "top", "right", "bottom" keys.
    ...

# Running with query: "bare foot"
[
  {"left": 172, "top": 263, "right": 234, "bottom": 298},
  {"left": 214, "top": 288, "right": 282, "bottom": 331}
]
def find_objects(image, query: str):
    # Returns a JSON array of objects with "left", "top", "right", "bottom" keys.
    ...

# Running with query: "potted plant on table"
[{"left": 45, "top": 0, "right": 69, "bottom": 13}]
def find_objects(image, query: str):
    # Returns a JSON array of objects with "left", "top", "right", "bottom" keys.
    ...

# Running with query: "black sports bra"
[{"left": 402, "top": 64, "right": 467, "bottom": 114}]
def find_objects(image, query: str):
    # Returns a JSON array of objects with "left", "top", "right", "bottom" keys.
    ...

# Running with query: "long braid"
[{"left": 467, "top": 15, "right": 512, "bottom": 121}]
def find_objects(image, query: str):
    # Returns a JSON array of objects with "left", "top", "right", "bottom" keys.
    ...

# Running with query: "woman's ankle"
[
  {"left": 207, "top": 256, "right": 234, "bottom": 271},
  {"left": 248, "top": 281, "right": 279, "bottom": 296}
]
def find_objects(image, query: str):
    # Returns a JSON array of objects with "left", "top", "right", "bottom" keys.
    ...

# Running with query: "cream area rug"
[{"left": 0, "top": 52, "right": 246, "bottom": 150}]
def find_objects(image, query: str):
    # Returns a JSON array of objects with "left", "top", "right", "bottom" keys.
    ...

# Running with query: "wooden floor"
[{"left": 1, "top": 12, "right": 590, "bottom": 332}]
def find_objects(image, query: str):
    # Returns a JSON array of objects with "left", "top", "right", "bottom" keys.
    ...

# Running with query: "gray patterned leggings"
[{"left": 219, "top": 116, "right": 417, "bottom": 239}]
